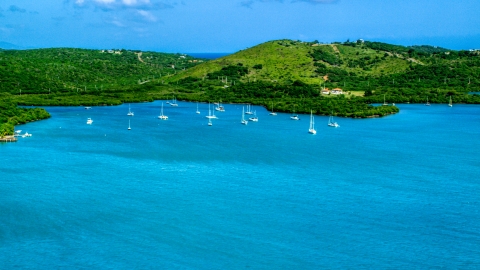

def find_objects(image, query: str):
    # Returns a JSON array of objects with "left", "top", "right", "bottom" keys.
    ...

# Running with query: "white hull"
[{"left": 158, "top": 103, "right": 168, "bottom": 120}]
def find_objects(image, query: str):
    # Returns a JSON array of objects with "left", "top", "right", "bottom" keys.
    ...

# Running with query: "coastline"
[{"left": 0, "top": 136, "right": 17, "bottom": 143}]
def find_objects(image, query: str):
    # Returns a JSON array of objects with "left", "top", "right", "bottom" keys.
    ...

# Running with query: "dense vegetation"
[
  {"left": 0, "top": 94, "right": 50, "bottom": 137},
  {"left": 171, "top": 39, "right": 480, "bottom": 106},
  {"left": 2, "top": 39, "right": 480, "bottom": 136},
  {"left": 0, "top": 48, "right": 203, "bottom": 94}
]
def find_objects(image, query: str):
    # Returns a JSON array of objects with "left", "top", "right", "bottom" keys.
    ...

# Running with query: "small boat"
[
  {"left": 127, "top": 104, "right": 134, "bottom": 116},
  {"left": 290, "top": 108, "right": 299, "bottom": 120},
  {"left": 158, "top": 103, "right": 168, "bottom": 120},
  {"left": 215, "top": 101, "right": 225, "bottom": 112},
  {"left": 206, "top": 103, "right": 217, "bottom": 119},
  {"left": 269, "top": 102, "right": 277, "bottom": 116},
  {"left": 208, "top": 117, "right": 213, "bottom": 126},
  {"left": 383, "top": 94, "right": 388, "bottom": 106},
  {"left": 425, "top": 97, "right": 430, "bottom": 106},
  {"left": 128, "top": 119, "right": 131, "bottom": 130},
  {"left": 308, "top": 110, "right": 316, "bottom": 134},
  {"left": 22, "top": 132, "right": 32, "bottom": 138},
  {"left": 249, "top": 110, "right": 258, "bottom": 122},
  {"left": 241, "top": 107, "right": 248, "bottom": 125},
  {"left": 86, "top": 118, "right": 93, "bottom": 125},
  {"left": 245, "top": 104, "right": 254, "bottom": 115},
  {"left": 448, "top": 96, "right": 453, "bottom": 107},
  {"left": 170, "top": 96, "right": 178, "bottom": 107},
  {"left": 85, "top": 106, "right": 91, "bottom": 110},
  {"left": 328, "top": 112, "right": 339, "bottom": 128},
  {"left": 196, "top": 102, "right": 200, "bottom": 114}
]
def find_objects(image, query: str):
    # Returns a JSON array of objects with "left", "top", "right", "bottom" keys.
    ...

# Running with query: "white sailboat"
[
  {"left": 196, "top": 102, "right": 200, "bottom": 114},
  {"left": 170, "top": 96, "right": 178, "bottom": 106},
  {"left": 290, "top": 107, "right": 299, "bottom": 120},
  {"left": 269, "top": 102, "right": 277, "bottom": 116},
  {"left": 383, "top": 94, "right": 388, "bottom": 106},
  {"left": 86, "top": 118, "right": 93, "bottom": 125},
  {"left": 215, "top": 100, "right": 225, "bottom": 112},
  {"left": 241, "top": 107, "right": 248, "bottom": 125},
  {"left": 206, "top": 103, "right": 217, "bottom": 119},
  {"left": 127, "top": 104, "right": 134, "bottom": 116},
  {"left": 249, "top": 110, "right": 258, "bottom": 122},
  {"left": 245, "top": 104, "right": 253, "bottom": 115},
  {"left": 128, "top": 119, "right": 131, "bottom": 130},
  {"left": 449, "top": 96, "right": 453, "bottom": 107},
  {"left": 211, "top": 107, "right": 218, "bottom": 119},
  {"left": 308, "top": 110, "right": 316, "bottom": 134},
  {"left": 328, "top": 112, "right": 339, "bottom": 128},
  {"left": 208, "top": 117, "right": 213, "bottom": 126},
  {"left": 158, "top": 103, "right": 168, "bottom": 120},
  {"left": 425, "top": 97, "right": 430, "bottom": 106}
]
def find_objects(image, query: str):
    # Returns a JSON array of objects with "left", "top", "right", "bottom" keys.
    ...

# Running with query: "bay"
[{"left": 1, "top": 102, "right": 479, "bottom": 269}]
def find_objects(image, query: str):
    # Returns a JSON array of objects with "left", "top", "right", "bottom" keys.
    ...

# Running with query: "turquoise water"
[{"left": 1, "top": 102, "right": 480, "bottom": 269}]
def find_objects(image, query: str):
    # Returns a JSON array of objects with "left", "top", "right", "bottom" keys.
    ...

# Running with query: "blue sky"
[{"left": 1, "top": 0, "right": 479, "bottom": 53}]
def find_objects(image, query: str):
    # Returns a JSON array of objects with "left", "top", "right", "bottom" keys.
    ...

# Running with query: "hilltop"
[{"left": 169, "top": 39, "right": 480, "bottom": 104}]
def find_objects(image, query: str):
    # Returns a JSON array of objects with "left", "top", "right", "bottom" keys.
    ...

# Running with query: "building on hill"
[
  {"left": 321, "top": 89, "right": 330, "bottom": 95},
  {"left": 331, "top": 88, "right": 343, "bottom": 95}
]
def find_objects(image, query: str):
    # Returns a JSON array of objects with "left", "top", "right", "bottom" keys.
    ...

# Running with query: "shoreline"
[{"left": 0, "top": 136, "right": 17, "bottom": 143}]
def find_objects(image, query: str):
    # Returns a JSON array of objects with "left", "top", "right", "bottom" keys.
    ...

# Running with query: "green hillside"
[
  {"left": 2, "top": 39, "right": 480, "bottom": 136},
  {"left": 170, "top": 39, "right": 480, "bottom": 104},
  {"left": 0, "top": 48, "right": 204, "bottom": 95}
]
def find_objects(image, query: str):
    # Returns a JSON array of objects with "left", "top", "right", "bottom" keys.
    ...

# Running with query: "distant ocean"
[
  {"left": 1, "top": 103, "right": 480, "bottom": 269},
  {"left": 187, "top": 53, "right": 231, "bottom": 59}
]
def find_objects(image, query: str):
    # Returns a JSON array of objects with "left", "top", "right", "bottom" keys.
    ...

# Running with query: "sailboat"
[
  {"left": 269, "top": 102, "right": 277, "bottom": 116},
  {"left": 215, "top": 100, "right": 225, "bottom": 112},
  {"left": 158, "top": 103, "right": 168, "bottom": 120},
  {"left": 448, "top": 96, "right": 453, "bottom": 107},
  {"left": 245, "top": 104, "right": 253, "bottom": 115},
  {"left": 206, "top": 103, "right": 217, "bottom": 119},
  {"left": 425, "top": 97, "right": 431, "bottom": 106},
  {"left": 170, "top": 96, "right": 178, "bottom": 106},
  {"left": 208, "top": 117, "right": 213, "bottom": 126},
  {"left": 383, "top": 94, "right": 388, "bottom": 106},
  {"left": 249, "top": 110, "right": 258, "bottom": 122},
  {"left": 328, "top": 112, "right": 339, "bottom": 128},
  {"left": 86, "top": 118, "right": 93, "bottom": 125},
  {"left": 241, "top": 107, "right": 248, "bottom": 125},
  {"left": 308, "top": 110, "right": 316, "bottom": 134},
  {"left": 127, "top": 104, "right": 134, "bottom": 116},
  {"left": 196, "top": 102, "right": 200, "bottom": 114},
  {"left": 211, "top": 107, "right": 218, "bottom": 119},
  {"left": 290, "top": 107, "right": 299, "bottom": 120},
  {"left": 128, "top": 119, "right": 131, "bottom": 130}
]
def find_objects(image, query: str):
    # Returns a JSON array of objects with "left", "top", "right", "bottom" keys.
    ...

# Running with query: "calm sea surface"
[{"left": 1, "top": 102, "right": 480, "bottom": 269}]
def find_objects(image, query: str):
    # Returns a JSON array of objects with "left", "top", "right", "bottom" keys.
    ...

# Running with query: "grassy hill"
[
  {"left": 169, "top": 39, "right": 480, "bottom": 104},
  {"left": 169, "top": 39, "right": 439, "bottom": 84}
]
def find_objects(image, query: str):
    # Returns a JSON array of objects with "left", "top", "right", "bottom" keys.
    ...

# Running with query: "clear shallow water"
[{"left": 1, "top": 102, "right": 480, "bottom": 269}]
